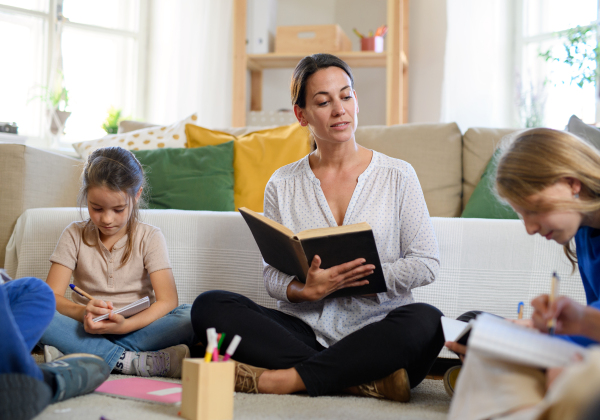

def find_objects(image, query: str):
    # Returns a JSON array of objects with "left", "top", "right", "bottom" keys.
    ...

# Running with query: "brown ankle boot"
[
  {"left": 353, "top": 368, "right": 411, "bottom": 402},
  {"left": 233, "top": 362, "right": 268, "bottom": 394}
]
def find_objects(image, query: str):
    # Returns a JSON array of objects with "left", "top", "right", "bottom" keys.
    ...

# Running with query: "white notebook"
[
  {"left": 468, "top": 313, "right": 587, "bottom": 369},
  {"left": 93, "top": 296, "right": 150, "bottom": 322}
]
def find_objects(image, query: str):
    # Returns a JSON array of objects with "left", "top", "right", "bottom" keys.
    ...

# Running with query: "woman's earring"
[{"left": 574, "top": 193, "right": 580, "bottom": 199}]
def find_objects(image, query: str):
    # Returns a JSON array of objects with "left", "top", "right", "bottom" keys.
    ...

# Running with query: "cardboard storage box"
[{"left": 275, "top": 24, "right": 352, "bottom": 54}]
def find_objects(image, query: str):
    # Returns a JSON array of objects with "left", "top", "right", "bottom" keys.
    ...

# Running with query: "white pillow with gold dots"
[{"left": 73, "top": 113, "right": 199, "bottom": 159}]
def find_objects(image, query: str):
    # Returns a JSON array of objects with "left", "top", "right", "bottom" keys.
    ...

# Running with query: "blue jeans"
[
  {"left": 0, "top": 278, "right": 56, "bottom": 381},
  {"left": 40, "top": 304, "right": 198, "bottom": 370}
]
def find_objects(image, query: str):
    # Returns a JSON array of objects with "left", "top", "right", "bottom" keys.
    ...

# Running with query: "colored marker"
[
  {"left": 69, "top": 284, "right": 94, "bottom": 300},
  {"left": 212, "top": 333, "right": 220, "bottom": 362},
  {"left": 517, "top": 301, "right": 524, "bottom": 320},
  {"left": 217, "top": 333, "right": 226, "bottom": 350},
  {"left": 548, "top": 272, "right": 560, "bottom": 335},
  {"left": 204, "top": 328, "right": 217, "bottom": 363},
  {"left": 222, "top": 335, "right": 242, "bottom": 362}
]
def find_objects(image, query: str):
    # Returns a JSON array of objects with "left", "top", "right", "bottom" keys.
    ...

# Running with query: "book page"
[
  {"left": 295, "top": 222, "right": 372, "bottom": 241},
  {"left": 469, "top": 313, "right": 587, "bottom": 369},
  {"left": 441, "top": 316, "right": 469, "bottom": 342}
]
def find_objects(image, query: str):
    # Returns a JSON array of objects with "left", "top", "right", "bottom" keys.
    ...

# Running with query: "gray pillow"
[{"left": 566, "top": 115, "right": 600, "bottom": 150}]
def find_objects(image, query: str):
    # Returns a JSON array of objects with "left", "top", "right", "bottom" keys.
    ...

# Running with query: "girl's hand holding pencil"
[
  {"left": 531, "top": 295, "right": 587, "bottom": 336},
  {"left": 82, "top": 299, "right": 128, "bottom": 335}
]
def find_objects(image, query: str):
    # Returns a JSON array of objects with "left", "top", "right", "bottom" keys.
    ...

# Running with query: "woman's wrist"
[{"left": 287, "top": 279, "right": 309, "bottom": 303}]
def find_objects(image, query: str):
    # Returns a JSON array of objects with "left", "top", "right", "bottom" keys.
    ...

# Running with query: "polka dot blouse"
[{"left": 263, "top": 151, "right": 440, "bottom": 348}]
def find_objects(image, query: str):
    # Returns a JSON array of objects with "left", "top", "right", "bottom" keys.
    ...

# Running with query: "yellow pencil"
[{"left": 548, "top": 272, "right": 560, "bottom": 334}]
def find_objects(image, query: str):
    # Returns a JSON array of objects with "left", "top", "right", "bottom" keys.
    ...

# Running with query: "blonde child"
[
  {"left": 40, "top": 147, "right": 197, "bottom": 378},
  {"left": 448, "top": 128, "right": 600, "bottom": 419}
]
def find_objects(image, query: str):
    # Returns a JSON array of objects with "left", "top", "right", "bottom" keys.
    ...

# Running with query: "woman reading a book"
[
  {"left": 446, "top": 128, "right": 600, "bottom": 419},
  {"left": 192, "top": 53, "right": 445, "bottom": 402}
]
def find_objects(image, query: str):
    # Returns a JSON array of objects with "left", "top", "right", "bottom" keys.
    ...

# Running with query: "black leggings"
[{"left": 191, "top": 291, "right": 444, "bottom": 396}]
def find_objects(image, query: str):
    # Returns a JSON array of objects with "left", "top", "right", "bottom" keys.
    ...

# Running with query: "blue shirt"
[
  {"left": 569, "top": 226, "right": 600, "bottom": 346},
  {"left": 262, "top": 151, "right": 440, "bottom": 347}
]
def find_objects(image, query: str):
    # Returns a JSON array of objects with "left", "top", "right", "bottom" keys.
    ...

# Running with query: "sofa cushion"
[
  {"left": 462, "top": 127, "right": 519, "bottom": 209},
  {"left": 461, "top": 148, "right": 519, "bottom": 219},
  {"left": 566, "top": 115, "right": 600, "bottom": 150},
  {"left": 132, "top": 142, "right": 235, "bottom": 211},
  {"left": 73, "top": 113, "right": 199, "bottom": 160},
  {"left": 186, "top": 123, "right": 311, "bottom": 212},
  {"left": 355, "top": 123, "right": 463, "bottom": 218},
  {"left": 118, "top": 120, "right": 160, "bottom": 134}
]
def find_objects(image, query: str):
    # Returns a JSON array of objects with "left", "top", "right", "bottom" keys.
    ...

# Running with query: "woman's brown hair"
[
  {"left": 495, "top": 127, "right": 600, "bottom": 267},
  {"left": 78, "top": 147, "right": 147, "bottom": 267}
]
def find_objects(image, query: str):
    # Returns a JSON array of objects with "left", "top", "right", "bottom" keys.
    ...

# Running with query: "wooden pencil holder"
[{"left": 181, "top": 359, "right": 235, "bottom": 420}]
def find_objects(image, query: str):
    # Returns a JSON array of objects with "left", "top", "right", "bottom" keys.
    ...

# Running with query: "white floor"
[{"left": 34, "top": 375, "right": 451, "bottom": 420}]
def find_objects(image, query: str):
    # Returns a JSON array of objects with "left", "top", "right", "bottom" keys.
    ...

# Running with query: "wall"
[{"left": 258, "top": 0, "right": 448, "bottom": 126}]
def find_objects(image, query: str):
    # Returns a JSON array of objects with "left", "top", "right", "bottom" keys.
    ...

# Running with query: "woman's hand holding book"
[{"left": 287, "top": 256, "right": 374, "bottom": 302}]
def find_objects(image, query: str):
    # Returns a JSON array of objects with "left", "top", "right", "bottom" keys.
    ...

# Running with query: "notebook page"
[
  {"left": 93, "top": 296, "right": 150, "bottom": 322},
  {"left": 469, "top": 313, "right": 587, "bottom": 368}
]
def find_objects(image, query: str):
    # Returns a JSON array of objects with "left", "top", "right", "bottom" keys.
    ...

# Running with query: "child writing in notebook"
[
  {"left": 40, "top": 146, "right": 197, "bottom": 378},
  {"left": 446, "top": 128, "right": 600, "bottom": 419}
]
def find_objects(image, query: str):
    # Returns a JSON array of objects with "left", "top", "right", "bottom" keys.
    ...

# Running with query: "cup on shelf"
[{"left": 361, "top": 36, "right": 384, "bottom": 53}]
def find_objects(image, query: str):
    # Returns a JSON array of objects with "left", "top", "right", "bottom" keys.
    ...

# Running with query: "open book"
[
  {"left": 239, "top": 207, "right": 386, "bottom": 298},
  {"left": 93, "top": 296, "right": 150, "bottom": 322},
  {"left": 443, "top": 313, "right": 587, "bottom": 369}
]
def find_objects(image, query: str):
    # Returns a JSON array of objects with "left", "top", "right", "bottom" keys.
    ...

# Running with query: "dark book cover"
[
  {"left": 240, "top": 210, "right": 308, "bottom": 281},
  {"left": 300, "top": 229, "right": 386, "bottom": 298}
]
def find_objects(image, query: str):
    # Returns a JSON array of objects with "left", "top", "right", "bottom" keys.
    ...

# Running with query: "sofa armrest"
[{"left": 0, "top": 143, "right": 82, "bottom": 267}]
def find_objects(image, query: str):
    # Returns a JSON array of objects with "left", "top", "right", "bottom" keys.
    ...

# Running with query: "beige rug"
[{"left": 33, "top": 374, "right": 450, "bottom": 420}]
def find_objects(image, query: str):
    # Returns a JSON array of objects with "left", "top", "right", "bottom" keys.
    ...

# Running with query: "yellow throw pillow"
[{"left": 186, "top": 123, "right": 311, "bottom": 212}]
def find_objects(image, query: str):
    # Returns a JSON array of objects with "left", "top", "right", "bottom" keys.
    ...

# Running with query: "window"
[
  {"left": 518, "top": 0, "right": 599, "bottom": 128},
  {"left": 0, "top": 0, "right": 146, "bottom": 147}
]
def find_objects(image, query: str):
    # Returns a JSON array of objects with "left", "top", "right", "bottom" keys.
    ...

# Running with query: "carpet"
[{"left": 33, "top": 374, "right": 450, "bottom": 420}]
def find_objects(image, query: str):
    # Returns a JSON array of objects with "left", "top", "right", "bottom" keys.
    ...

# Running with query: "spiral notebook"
[{"left": 93, "top": 296, "right": 150, "bottom": 322}]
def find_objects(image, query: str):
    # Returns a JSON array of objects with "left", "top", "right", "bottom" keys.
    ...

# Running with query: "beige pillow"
[
  {"left": 73, "top": 113, "right": 199, "bottom": 159},
  {"left": 462, "top": 127, "right": 519, "bottom": 209},
  {"left": 356, "top": 122, "right": 463, "bottom": 218},
  {"left": 118, "top": 120, "right": 160, "bottom": 134}
]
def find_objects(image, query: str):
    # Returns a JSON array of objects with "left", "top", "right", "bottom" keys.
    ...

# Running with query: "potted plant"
[
  {"left": 46, "top": 86, "right": 70, "bottom": 135},
  {"left": 102, "top": 106, "right": 126, "bottom": 134}
]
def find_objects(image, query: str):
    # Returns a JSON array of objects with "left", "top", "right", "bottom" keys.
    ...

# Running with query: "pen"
[
  {"left": 352, "top": 28, "right": 364, "bottom": 39},
  {"left": 517, "top": 301, "right": 524, "bottom": 320},
  {"left": 69, "top": 283, "right": 94, "bottom": 300},
  {"left": 548, "top": 272, "right": 560, "bottom": 335},
  {"left": 204, "top": 328, "right": 217, "bottom": 363},
  {"left": 222, "top": 335, "right": 242, "bottom": 362}
]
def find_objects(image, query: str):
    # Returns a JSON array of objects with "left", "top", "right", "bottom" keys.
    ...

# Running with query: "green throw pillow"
[
  {"left": 133, "top": 142, "right": 234, "bottom": 211},
  {"left": 461, "top": 148, "right": 519, "bottom": 219}
]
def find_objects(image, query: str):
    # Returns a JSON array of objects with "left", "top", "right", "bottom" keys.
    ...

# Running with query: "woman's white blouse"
[{"left": 263, "top": 150, "right": 440, "bottom": 348}]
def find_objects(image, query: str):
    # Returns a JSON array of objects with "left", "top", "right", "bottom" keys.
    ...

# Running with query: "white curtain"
[
  {"left": 146, "top": 0, "right": 233, "bottom": 128},
  {"left": 440, "top": 0, "right": 516, "bottom": 131}
]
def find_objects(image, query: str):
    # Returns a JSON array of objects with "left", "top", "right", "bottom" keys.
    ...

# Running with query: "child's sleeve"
[
  {"left": 49, "top": 223, "right": 81, "bottom": 270},
  {"left": 143, "top": 228, "right": 172, "bottom": 274}
]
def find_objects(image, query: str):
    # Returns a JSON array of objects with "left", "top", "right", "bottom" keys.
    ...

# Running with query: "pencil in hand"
[
  {"left": 69, "top": 283, "right": 95, "bottom": 300},
  {"left": 547, "top": 272, "right": 560, "bottom": 335}
]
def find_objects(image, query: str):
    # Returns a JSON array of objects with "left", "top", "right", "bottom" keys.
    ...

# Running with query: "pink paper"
[{"left": 95, "top": 377, "right": 182, "bottom": 404}]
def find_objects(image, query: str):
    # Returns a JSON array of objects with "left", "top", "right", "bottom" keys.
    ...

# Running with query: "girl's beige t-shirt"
[{"left": 50, "top": 221, "right": 172, "bottom": 309}]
